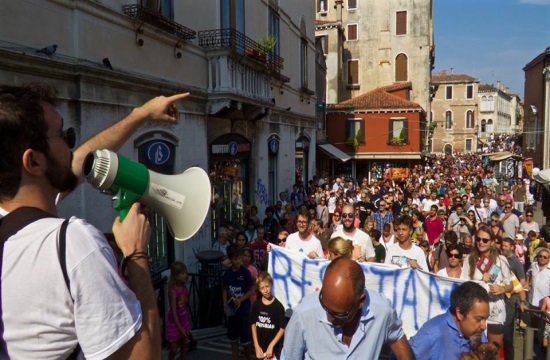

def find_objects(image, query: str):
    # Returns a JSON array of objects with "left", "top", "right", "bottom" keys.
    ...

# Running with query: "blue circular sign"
[
  {"left": 228, "top": 141, "right": 238, "bottom": 156},
  {"left": 146, "top": 142, "right": 171, "bottom": 165},
  {"left": 269, "top": 138, "right": 279, "bottom": 154}
]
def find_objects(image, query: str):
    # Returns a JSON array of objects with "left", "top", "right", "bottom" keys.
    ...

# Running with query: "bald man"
[{"left": 281, "top": 257, "right": 414, "bottom": 359}]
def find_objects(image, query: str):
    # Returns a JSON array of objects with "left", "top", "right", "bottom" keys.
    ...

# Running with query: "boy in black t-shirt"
[
  {"left": 223, "top": 244, "right": 255, "bottom": 360},
  {"left": 250, "top": 272, "right": 285, "bottom": 360}
]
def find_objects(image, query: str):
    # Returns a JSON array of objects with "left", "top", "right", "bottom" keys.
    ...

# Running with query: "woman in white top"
[
  {"left": 461, "top": 225, "right": 512, "bottom": 346},
  {"left": 436, "top": 244, "right": 462, "bottom": 278}
]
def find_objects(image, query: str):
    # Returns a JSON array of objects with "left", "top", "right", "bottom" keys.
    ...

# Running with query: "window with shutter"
[
  {"left": 396, "top": 11, "right": 407, "bottom": 35},
  {"left": 395, "top": 53, "right": 408, "bottom": 81},
  {"left": 348, "top": 0, "right": 357, "bottom": 9},
  {"left": 347, "top": 24, "right": 358, "bottom": 41},
  {"left": 348, "top": 60, "right": 359, "bottom": 84}
]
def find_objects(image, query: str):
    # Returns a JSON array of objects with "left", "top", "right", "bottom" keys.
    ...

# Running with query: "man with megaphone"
[{"left": 0, "top": 82, "right": 189, "bottom": 359}]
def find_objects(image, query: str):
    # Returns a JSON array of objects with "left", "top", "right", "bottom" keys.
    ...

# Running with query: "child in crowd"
[
  {"left": 242, "top": 246, "right": 259, "bottom": 304},
  {"left": 371, "top": 229, "right": 385, "bottom": 263},
  {"left": 223, "top": 244, "right": 255, "bottom": 360},
  {"left": 165, "top": 261, "right": 197, "bottom": 360},
  {"left": 250, "top": 272, "right": 286, "bottom": 360}
]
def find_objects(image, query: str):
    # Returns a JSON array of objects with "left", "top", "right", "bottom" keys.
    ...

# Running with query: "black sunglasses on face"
[
  {"left": 448, "top": 253, "right": 461, "bottom": 259},
  {"left": 476, "top": 236, "right": 491, "bottom": 244},
  {"left": 319, "top": 291, "right": 357, "bottom": 320},
  {"left": 341, "top": 213, "right": 354, "bottom": 219},
  {"left": 44, "top": 127, "right": 76, "bottom": 149}
]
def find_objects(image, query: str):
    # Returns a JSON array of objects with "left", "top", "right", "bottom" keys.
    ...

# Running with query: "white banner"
[{"left": 268, "top": 245, "right": 464, "bottom": 337}]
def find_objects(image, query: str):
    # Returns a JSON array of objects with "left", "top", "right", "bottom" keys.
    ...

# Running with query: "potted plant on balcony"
[{"left": 247, "top": 35, "right": 277, "bottom": 63}]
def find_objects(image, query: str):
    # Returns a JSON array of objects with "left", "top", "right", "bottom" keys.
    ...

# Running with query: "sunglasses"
[
  {"left": 44, "top": 127, "right": 76, "bottom": 149},
  {"left": 448, "top": 253, "right": 461, "bottom": 259},
  {"left": 539, "top": 255, "right": 549, "bottom": 260},
  {"left": 341, "top": 213, "right": 354, "bottom": 219},
  {"left": 476, "top": 236, "right": 492, "bottom": 244},
  {"left": 278, "top": 237, "right": 287, "bottom": 243},
  {"left": 319, "top": 291, "right": 357, "bottom": 320}
]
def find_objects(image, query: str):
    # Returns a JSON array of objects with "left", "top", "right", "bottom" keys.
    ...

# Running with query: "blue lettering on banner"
[
  {"left": 255, "top": 179, "right": 270, "bottom": 206},
  {"left": 268, "top": 246, "right": 463, "bottom": 337},
  {"left": 228, "top": 141, "right": 238, "bottom": 156},
  {"left": 146, "top": 142, "right": 170, "bottom": 165}
]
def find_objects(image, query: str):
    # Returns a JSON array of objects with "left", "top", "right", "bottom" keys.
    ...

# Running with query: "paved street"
[{"left": 162, "top": 326, "right": 232, "bottom": 359}]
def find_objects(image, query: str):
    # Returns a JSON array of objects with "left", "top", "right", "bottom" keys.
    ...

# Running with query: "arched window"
[
  {"left": 395, "top": 53, "right": 408, "bottom": 82},
  {"left": 481, "top": 96, "right": 487, "bottom": 112},
  {"left": 487, "top": 119, "right": 493, "bottom": 133},
  {"left": 445, "top": 111, "right": 452, "bottom": 129},
  {"left": 466, "top": 110, "right": 474, "bottom": 129},
  {"left": 488, "top": 96, "right": 494, "bottom": 112},
  {"left": 481, "top": 119, "right": 486, "bottom": 133},
  {"left": 444, "top": 144, "right": 452, "bottom": 156}
]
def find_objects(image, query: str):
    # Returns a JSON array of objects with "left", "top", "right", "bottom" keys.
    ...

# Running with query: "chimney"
[
  {"left": 441, "top": 69, "right": 447, "bottom": 75},
  {"left": 450, "top": 68, "right": 454, "bottom": 74},
  {"left": 497, "top": 81, "right": 501, "bottom": 90}
]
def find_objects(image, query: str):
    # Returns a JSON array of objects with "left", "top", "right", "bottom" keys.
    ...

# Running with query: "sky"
[{"left": 434, "top": 0, "right": 550, "bottom": 98}]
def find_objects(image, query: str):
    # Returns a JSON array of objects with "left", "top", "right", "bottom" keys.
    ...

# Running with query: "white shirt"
[
  {"left": 286, "top": 232, "right": 324, "bottom": 258},
  {"left": 384, "top": 243, "right": 428, "bottom": 271},
  {"left": 2, "top": 217, "right": 141, "bottom": 359},
  {"left": 331, "top": 228, "right": 375, "bottom": 260},
  {"left": 528, "top": 263, "right": 550, "bottom": 307}
]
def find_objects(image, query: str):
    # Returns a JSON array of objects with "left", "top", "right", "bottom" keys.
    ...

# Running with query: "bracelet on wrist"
[{"left": 120, "top": 249, "right": 149, "bottom": 280}]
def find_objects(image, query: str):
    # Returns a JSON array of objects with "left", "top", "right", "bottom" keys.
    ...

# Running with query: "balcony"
[
  {"left": 198, "top": 28, "right": 284, "bottom": 76},
  {"left": 122, "top": 4, "right": 196, "bottom": 40}
]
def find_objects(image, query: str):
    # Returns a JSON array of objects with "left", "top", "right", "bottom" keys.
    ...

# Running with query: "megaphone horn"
[{"left": 83, "top": 149, "right": 211, "bottom": 241}]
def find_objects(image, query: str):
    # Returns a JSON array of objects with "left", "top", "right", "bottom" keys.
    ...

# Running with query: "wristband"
[{"left": 120, "top": 249, "right": 149, "bottom": 280}]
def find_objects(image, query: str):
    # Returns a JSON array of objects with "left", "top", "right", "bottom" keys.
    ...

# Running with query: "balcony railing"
[
  {"left": 198, "top": 28, "right": 284, "bottom": 75},
  {"left": 122, "top": 4, "right": 196, "bottom": 40}
]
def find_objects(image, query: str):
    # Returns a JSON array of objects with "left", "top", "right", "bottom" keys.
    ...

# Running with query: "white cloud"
[{"left": 519, "top": 0, "right": 550, "bottom": 4}]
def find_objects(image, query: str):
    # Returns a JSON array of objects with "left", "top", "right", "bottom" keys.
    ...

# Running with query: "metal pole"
[{"left": 524, "top": 327, "right": 537, "bottom": 360}]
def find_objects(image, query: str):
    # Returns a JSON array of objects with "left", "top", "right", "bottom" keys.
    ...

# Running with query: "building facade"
[
  {"left": 325, "top": 82, "right": 426, "bottom": 180},
  {"left": 430, "top": 70, "right": 479, "bottom": 154},
  {"left": 523, "top": 46, "right": 550, "bottom": 169},
  {"left": 314, "top": 0, "right": 434, "bottom": 177},
  {"left": 0, "top": 0, "right": 317, "bottom": 272}
]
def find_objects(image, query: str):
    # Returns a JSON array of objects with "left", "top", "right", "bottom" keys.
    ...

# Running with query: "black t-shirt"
[
  {"left": 250, "top": 297, "right": 286, "bottom": 357},
  {"left": 223, "top": 265, "right": 253, "bottom": 315}
]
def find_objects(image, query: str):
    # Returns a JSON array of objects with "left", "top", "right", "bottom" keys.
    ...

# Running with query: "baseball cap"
[{"left": 534, "top": 169, "right": 550, "bottom": 185}]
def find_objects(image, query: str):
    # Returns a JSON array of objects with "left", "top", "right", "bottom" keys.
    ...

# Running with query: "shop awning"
[
  {"left": 353, "top": 153, "right": 422, "bottom": 160},
  {"left": 484, "top": 151, "right": 523, "bottom": 162},
  {"left": 318, "top": 144, "right": 351, "bottom": 162}
]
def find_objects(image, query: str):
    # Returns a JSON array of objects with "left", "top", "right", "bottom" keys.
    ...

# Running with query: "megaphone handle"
[
  {"left": 113, "top": 190, "right": 141, "bottom": 222},
  {"left": 119, "top": 208, "right": 129, "bottom": 222}
]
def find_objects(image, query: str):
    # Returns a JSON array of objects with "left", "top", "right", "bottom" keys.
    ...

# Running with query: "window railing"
[
  {"left": 198, "top": 28, "right": 284, "bottom": 75},
  {"left": 122, "top": 4, "right": 196, "bottom": 40}
]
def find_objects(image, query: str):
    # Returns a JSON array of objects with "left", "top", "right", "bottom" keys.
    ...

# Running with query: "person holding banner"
[
  {"left": 285, "top": 209, "right": 324, "bottom": 259},
  {"left": 461, "top": 225, "right": 512, "bottom": 348},
  {"left": 384, "top": 215, "right": 428, "bottom": 271},
  {"left": 281, "top": 257, "right": 414, "bottom": 359},
  {"left": 409, "top": 281, "right": 490, "bottom": 359}
]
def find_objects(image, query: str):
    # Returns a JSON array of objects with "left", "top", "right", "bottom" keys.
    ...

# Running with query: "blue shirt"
[
  {"left": 281, "top": 289, "right": 405, "bottom": 360},
  {"left": 409, "top": 309, "right": 488, "bottom": 360},
  {"left": 373, "top": 211, "right": 394, "bottom": 233}
]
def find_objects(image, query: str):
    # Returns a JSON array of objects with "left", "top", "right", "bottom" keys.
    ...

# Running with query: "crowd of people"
[{"left": 212, "top": 151, "right": 550, "bottom": 359}]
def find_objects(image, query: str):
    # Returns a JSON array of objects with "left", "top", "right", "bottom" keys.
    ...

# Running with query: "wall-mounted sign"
[
  {"left": 269, "top": 138, "right": 279, "bottom": 154},
  {"left": 210, "top": 133, "right": 251, "bottom": 157},
  {"left": 146, "top": 141, "right": 171, "bottom": 165}
]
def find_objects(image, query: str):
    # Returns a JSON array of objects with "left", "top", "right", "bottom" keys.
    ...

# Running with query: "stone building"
[
  {"left": 430, "top": 70, "right": 479, "bottom": 154},
  {"left": 314, "top": 0, "right": 434, "bottom": 177},
  {"left": 0, "top": 0, "right": 317, "bottom": 272}
]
